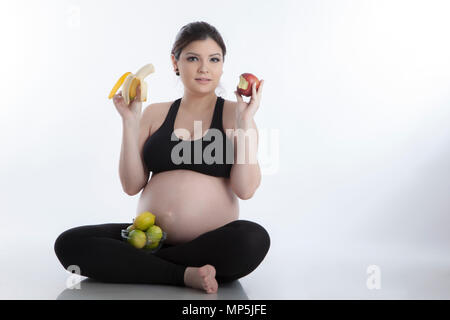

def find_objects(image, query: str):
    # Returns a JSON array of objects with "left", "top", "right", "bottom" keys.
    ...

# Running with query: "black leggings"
[{"left": 54, "top": 219, "right": 270, "bottom": 286}]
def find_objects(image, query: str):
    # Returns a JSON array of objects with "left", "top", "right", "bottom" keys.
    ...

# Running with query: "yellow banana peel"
[
  {"left": 108, "top": 72, "right": 131, "bottom": 99},
  {"left": 129, "top": 77, "right": 141, "bottom": 101},
  {"left": 108, "top": 63, "right": 155, "bottom": 104}
]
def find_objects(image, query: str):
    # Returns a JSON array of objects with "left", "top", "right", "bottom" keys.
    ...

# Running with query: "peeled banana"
[{"left": 108, "top": 63, "right": 155, "bottom": 104}]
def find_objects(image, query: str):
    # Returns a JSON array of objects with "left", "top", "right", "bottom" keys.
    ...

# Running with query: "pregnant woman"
[{"left": 54, "top": 21, "right": 270, "bottom": 294}]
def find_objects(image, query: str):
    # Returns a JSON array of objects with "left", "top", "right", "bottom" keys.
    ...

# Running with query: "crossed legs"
[{"left": 54, "top": 219, "right": 271, "bottom": 293}]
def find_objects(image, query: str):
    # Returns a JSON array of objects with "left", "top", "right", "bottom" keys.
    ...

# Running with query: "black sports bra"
[{"left": 143, "top": 96, "right": 234, "bottom": 178}]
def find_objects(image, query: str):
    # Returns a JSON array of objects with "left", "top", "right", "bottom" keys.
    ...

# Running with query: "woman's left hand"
[{"left": 234, "top": 80, "right": 264, "bottom": 128}]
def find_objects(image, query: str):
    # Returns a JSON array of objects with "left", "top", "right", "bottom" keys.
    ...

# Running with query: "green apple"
[
  {"left": 133, "top": 211, "right": 156, "bottom": 231},
  {"left": 127, "top": 229, "right": 147, "bottom": 249}
]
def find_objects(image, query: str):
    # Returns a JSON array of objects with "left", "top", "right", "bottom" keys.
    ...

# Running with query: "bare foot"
[{"left": 184, "top": 264, "right": 218, "bottom": 294}]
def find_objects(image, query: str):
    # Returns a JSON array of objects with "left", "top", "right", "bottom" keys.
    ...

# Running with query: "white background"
[{"left": 1, "top": 0, "right": 449, "bottom": 299}]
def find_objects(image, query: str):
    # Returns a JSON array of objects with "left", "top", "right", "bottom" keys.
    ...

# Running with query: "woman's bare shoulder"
[{"left": 144, "top": 101, "right": 173, "bottom": 135}]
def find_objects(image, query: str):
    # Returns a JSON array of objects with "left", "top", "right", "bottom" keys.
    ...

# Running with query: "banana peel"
[
  {"left": 108, "top": 63, "right": 155, "bottom": 104},
  {"left": 108, "top": 72, "right": 131, "bottom": 99}
]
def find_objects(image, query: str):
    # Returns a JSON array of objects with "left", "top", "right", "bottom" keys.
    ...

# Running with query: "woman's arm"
[
  {"left": 230, "top": 80, "right": 265, "bottom": 200},
  {"left": 119, "top": 110, "right": 151, "bottom": 196},
  {"left": 229, "top": 118, "right": 261, "bottom": 200}
]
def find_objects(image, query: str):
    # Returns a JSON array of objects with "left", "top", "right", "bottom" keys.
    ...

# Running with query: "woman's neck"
[{"left": 181, "top": 91, "right": 217, "bottom": 113}]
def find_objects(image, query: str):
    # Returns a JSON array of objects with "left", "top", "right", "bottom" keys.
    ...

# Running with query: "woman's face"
[{"left": 172, "top": 38, "right": 224, "bottom": 93}]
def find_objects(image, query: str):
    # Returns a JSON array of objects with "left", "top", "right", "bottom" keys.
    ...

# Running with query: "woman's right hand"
[{"left": 112, "top": 83, "right": 143, "bottom": 122}]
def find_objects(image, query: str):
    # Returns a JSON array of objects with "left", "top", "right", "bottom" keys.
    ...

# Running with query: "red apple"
[{"left": 237, "top": 73, "right": 260, "bottom": 97}]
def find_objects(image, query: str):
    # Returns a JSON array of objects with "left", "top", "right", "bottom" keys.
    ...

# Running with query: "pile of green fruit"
[{"left": 122, "top": 211, "right": 165, "bottom": 250}]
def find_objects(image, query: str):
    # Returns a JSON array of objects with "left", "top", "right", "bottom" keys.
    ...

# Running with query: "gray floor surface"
[{"left": 1, "top": 230, "right": 449, "bottom": 300}]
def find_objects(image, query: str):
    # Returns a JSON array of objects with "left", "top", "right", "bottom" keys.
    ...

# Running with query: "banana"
[
  {"left": 141, "top": 81, "right": 148, "bottom": 102},
  {"left": 121, "top": 74, "right": 135, "bottom": 105},
  {"left": 129, "top": 76, "right": 140, "bottom": 102},
  {"left": 108, "top": 63, "right": 155, "bottom": 104},
  {"left": 135, "top": 63, "right": 155, "bottom": 80}
]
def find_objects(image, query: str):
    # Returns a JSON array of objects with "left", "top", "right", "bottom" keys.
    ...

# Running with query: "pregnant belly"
[{"left": 136, "top": 170, "right": 239, "bottom": 245}]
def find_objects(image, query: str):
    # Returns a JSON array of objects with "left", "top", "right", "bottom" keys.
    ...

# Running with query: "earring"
[{"left": 175, "top": 68, "right": 179, "bottom": 76}]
